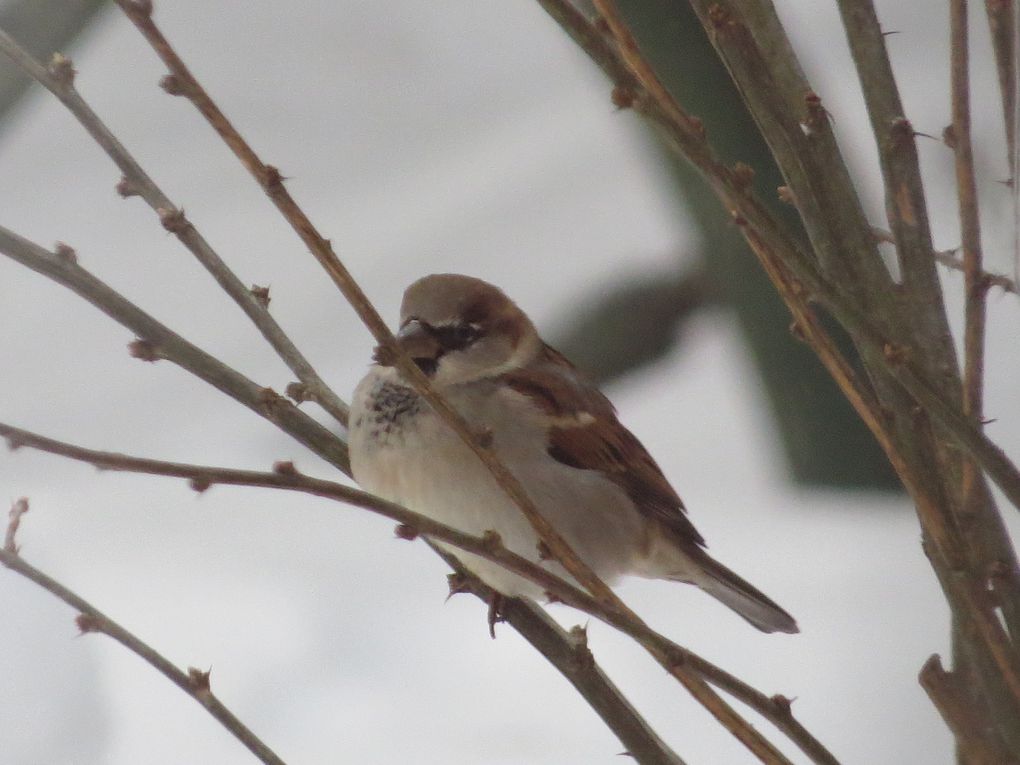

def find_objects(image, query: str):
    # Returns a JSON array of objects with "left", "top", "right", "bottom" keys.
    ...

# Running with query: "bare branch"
[
  {"left": 109, "top": 5, "right": 801, "bottom": 759},
  {"left": 934, "top": 249, "right": 1017, "bottom": 294},
  {"left": 0, "top": 27, "right": 349, "bottom": 427},
  {"left": 950, "top": 0, "right": 989, "bottom": 423},
  {"left": 429, "top": 545, "right": 687, "bottom": 765},
  {"left": 537, "top": 0, "right": 1020, "bottom": 732},
  {"left": 0, "top": 224, "right": 703, "bottom": 763},
  {"left": 0, "top": 499, "right": 287, "bottom": 765},
  {"left": 0, "top": 225, "right": 351, "bottom": 473},
  {"left": 835, "top": 0, "right": 955, "bottom": 370},
  {"left": 0, "top": 420, "right": 841, "bottom": 765}
]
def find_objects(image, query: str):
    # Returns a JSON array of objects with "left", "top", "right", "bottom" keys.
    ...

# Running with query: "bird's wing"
[{"left": 501, "top": 344, "right": 705, "bottom": 549}]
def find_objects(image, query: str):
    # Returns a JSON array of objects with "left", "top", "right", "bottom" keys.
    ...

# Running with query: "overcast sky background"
[{"left": 1, "top": 2, "right": 1019, "bottom": 763}]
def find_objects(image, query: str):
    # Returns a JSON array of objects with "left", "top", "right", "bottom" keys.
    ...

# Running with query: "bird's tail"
[{"left": 678, "top": 549, "right": 799, "bottom": 634}]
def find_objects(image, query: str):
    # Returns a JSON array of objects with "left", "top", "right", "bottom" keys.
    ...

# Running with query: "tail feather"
[{"left": 683, "top": 550, "right": 799, "bottom": 634}]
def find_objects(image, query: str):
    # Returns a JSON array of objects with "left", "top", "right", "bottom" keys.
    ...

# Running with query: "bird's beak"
[{"left": 372, "top": 320, "right": 442, "bottom": 371}]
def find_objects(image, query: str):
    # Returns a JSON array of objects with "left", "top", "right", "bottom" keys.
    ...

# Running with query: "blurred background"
[{"left": 0, "top": 1, "right": 1018, "bottom": 762}]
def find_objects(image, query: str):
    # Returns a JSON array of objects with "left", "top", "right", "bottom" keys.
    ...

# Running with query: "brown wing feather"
[{"left": 502, "top": 345, "right": 705, "bottom": 548}]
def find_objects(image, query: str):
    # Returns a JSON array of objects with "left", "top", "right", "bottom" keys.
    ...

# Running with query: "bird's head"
[{"left": 373, "top": 274, "right": 541, "bottom": 386}]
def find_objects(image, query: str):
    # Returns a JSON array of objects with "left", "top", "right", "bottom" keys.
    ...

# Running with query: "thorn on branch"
[
  {"left": 159, "top": 74, "right": 191, "bottom": 97},
  {"left": 257, "top": 387, "right": 288, "bottom": 415},
  {"left": 54, "top": 242, "right": 78, "bottom": 264},
  {"left": 271, "top": 460, "right": 298, "bottom": 476},
  {"left": 941, "top": 125, "right": 957, "bottom": 150},
  {"left": 262, "top": 165, "right": 283, "bottom": 191},
  {"left": 5, "top": 497, "right": 29, "bottom": 553},
  {"left": 890, "top": 116, "right": 914, "bottom": 142},
  {"left": 127, "top": 338, "right": 161, "bottom": 362},
  {"left": 75, "top": 613, "right": 100, "bottom": 634},
  {"left": 187, "top": 666, "right": 212, "bottom": 697},
  {"left": 568, "top": 624, "right": 595, "bottom": 669},
  {"left": 157, "top": 207, "right": 188, "bottom": 234},
  {"left": 394, "top": 523, "right": 418, "bottom": 541},
  {"left": 115, "top": 176, "right": 140, "bottom": 198},
  {"left": 249, "top": 284, "right": 271, "bottom": 308},
  {"left": 537, "top": 540, "right": 553, "bottom": 561},
  {"left": 486, "top": 592, "right": 506, "bottom": 638},
  {"left": 480, "top": 529, "right": 504, "bottom": 553},
  {"left": 47, "top": 53, "right": 75, "bottom": 89},
  {"left": 777, "top": 185, "right": 796, "bottom": 206},
  {"left": 446, "top": 571, "right": 471, "bottom": 599},
  {"left": 285, "top": 381, "right": 311, "bottom": 403},
  {"left": 611, "top": 85, "right": 636, "bottom": 110},
  {"left": 771, "top": 694, "right": 794, "bottom": 716}
]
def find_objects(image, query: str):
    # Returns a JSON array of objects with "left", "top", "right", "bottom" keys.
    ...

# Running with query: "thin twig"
[
  {"left": 934, "top": 249, "right": 1017, "bottom": 294},
  {"left": 540, "top": 0, "right": 1020, "bottom": 724},
  {"left": 111, "top": 5, "right": 795, "bottom": 760},
  {"left": 0, "top": 225, "right": 351, "bottom": 473},
  {"left": 0, "top": 420, "right": 841, "bottom": 765},
  {"left": 0, "top": 212, "right": 809, "bottom": 759},
  {"left": 111, "top": 0, "right": 609, "bottom": 608},
  {"left": 871, "top": 228, "right": 1016, "bottom": 294},
  {"left": 0, "top": 499, "right": 287, "bottom": 765},
  {"left": 427, "top": 544, "right": 686, "bottom": 765},
  {"left": 737, "top": 227, "right": 1020, "bottom": 712},
  {"left": 0, "top": 227, "right": 695, "bottom": 764},
  {"left": 0, "top": 29, "right": 349, "bottom": 427},
  {"left": 983, "top": 0, "right": 1016, "bottom": 168},
  {"left": 538, "top": 1, "right": 1020, "bottom": 519},
  {"left": 950, "top": 0, "right": 989, "bottom": 422}
]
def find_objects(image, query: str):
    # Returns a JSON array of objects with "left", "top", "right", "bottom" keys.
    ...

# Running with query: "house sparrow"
[{"left": 349, "top": 274, "right": 798, "bottom": 634}]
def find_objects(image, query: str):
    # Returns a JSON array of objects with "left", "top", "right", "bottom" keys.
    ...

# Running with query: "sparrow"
[{"left": 348, "top": 274, "right": 798, "bottom": 634}]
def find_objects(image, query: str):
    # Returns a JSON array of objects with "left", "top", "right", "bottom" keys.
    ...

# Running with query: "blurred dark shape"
[
  {"left": 0, "top": 0, "right": 108, "bottom": 127},
  {"left": 553, "top": 265, "right": 717, "bottom": 384},
  {"left": 557, "top": 0, "right": 901, "bottom": 491}
]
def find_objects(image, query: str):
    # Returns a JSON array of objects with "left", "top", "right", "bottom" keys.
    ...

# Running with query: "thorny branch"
[
  {"left": 0, "top": 499, "right": 288, "bottom": 765},
  {"left": 0, "top": 422, "right": 838, "bottom": 765},
  {"left": 537, "top": 0, "right": 1020, "bottom": 751},
  {"left": 0, "top": 28, "right": 349, "bottom": 427},
  {"left": 110, "top": 2, "right": 800, "bottom": 761},
  {"left": 0, "top": 223, "right": 687, "bottom": 764}
]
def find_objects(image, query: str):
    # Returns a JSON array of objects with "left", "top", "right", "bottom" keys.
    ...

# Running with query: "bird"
[{"left": 348, "top": 274, "right": 798, "bottom": 634}]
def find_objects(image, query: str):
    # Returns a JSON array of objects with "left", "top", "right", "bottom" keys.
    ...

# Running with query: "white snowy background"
[{"left": 1, "top": 2, "right": 1018, "bottom": 763}]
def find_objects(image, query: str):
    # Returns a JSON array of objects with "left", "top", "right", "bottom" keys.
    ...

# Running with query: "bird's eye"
[{"left": 436, "top": 323, "right": 481, "bottom": 351}]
